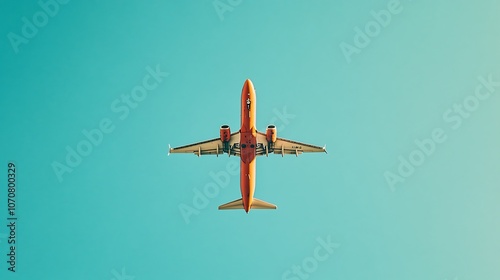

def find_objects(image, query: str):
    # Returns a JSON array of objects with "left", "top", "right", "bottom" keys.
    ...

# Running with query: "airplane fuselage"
[{"left": 240, "top": 80, "right": 257, "bottom": 212}]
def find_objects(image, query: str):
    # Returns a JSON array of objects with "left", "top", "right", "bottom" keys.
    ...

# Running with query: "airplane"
[{"left": 168, "top": 79, "right": 327, "bottom": 213}]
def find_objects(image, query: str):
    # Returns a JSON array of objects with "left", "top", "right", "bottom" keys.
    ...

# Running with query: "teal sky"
[{"left": 1, "top": 1, "right": 499, "bottom": 279}]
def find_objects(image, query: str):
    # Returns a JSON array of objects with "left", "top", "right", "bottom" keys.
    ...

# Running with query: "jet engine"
[
  {"left": 220, "top": 125, "right": 231, "bottom": 142},
  {"left": 220, "top": 125, "right": 231, "bottom": 154},
  {"left": 266, "top": 125, "right": 277, "bottom": 143}
]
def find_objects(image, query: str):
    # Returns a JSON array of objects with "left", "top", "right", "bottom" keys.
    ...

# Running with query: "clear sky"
[{"left": 1, "top": 1, "right": 500, "bottom": 279}]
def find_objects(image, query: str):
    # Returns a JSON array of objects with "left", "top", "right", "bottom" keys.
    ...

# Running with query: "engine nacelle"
[
  {"left": 266, "top": 125, "right": 277, "bottom": 143},
  {"left": 220, "top": 125, "right": 231, "bottom": 142}
]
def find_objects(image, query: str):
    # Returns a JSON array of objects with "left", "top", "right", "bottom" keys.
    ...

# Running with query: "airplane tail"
[
  {"left": 218, "top": 198, "right": 277, "bottom": 210},
  {"left": 252, "top": 198, "right": 278, "bottom": 209}
]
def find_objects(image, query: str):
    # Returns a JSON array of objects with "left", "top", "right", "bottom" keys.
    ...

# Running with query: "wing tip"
[
  {"left": 323, "top": 145, "right": 328, "bottom": 154},
  {"left": 168, "top": 144, "right": 172, "bottom": 156}
]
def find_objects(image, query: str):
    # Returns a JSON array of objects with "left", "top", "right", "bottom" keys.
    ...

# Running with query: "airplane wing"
[
  {"left": 169, "top": 132, "right": 241, "bottom": 157},
  {"left": 256, "top": 131, "right": 327, "bottom": 156}
]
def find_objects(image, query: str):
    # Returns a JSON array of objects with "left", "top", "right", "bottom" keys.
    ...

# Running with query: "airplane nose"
[{"left": 242, "top": 79, "right": 253, "bottom": 93}]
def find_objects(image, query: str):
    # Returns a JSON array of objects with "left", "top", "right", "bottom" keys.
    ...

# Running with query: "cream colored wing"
[
  {"left": 256, "top": 131, "right": 327, "bottom": 156},
  {"left": 169, "top": 132, "right": 241, "bottom": 157}
]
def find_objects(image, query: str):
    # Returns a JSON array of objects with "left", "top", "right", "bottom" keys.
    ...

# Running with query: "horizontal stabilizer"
[
  {"left": 251, "top": 198, "right": 277, "bottom": 209},
  {"left": 218, "top": 198, "right": 244, "bottom": 210},
  {"left": 218, "top": 198, "right": 277, "bottom": 210}
]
